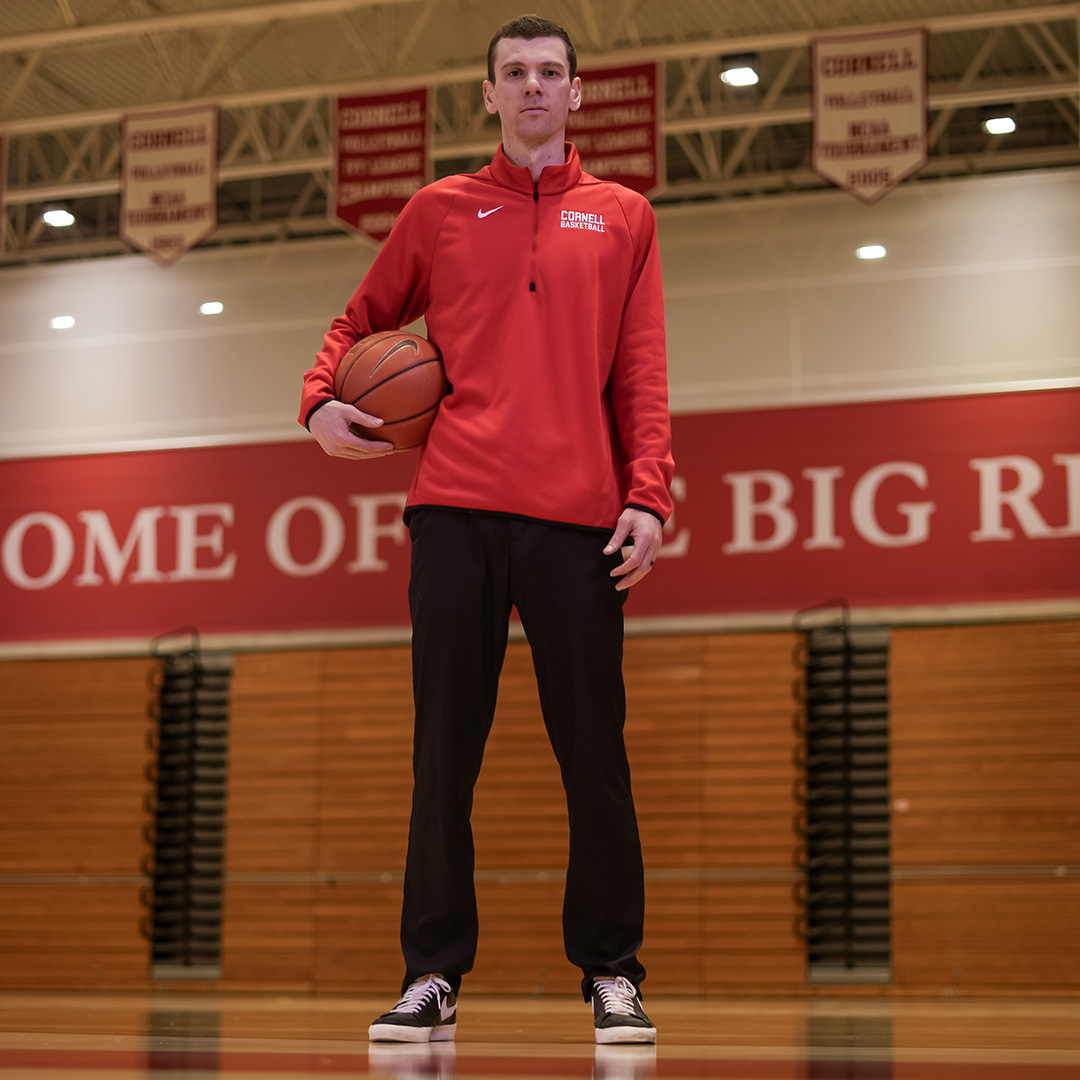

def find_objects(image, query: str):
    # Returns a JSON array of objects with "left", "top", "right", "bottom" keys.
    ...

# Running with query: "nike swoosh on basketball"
[
  {"left": 477, "top": 206, "right": 503, "bottom": 218},
  {"left": 370, "top": 338, "right": 418, "bottom": 376}
]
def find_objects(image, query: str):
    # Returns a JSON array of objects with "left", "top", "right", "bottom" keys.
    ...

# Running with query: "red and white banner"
[
  {"left": 119, "top": 105, "right": 219, "bottom": 265},
  {"left": 570, "top": 63, "right": 662, "bottom": 198},
  {"left": 332, "top": 88, "right": 430, "bottom": 245},
  {"left": 812, "top": 28, "right": 927, "bottom": 204},
  {"left": 1, "top": 391, "right": 1077, "bottom": 646}
]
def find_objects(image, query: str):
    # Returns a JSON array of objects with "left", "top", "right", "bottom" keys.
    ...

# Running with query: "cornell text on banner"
[
  {"left": 570, "top": 63, "right": 662, "bottom": 198},
  {"left": 812, "top": 27, "right": 927, "bottom": 204},
  {"left": 119, "top": 105, "right": 219, "bottom": 265},
  {"left": 333, "top": 87, "right": 430, "bottom": 245}
]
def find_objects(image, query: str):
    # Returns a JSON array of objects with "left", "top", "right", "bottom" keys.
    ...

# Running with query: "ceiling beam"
[
  {"left": 928, "top": 27, "right": 1002, "bottom": 150},
  {"left": 3, "top": 4, "right": 1077, "bottom": 136},
  {"left": 722, "top": 47, "right": 802, "bottom": 180},
  {"left": 0, "top": 0, "right": 419, "bottom": 56},
  {"left": 0, "top": 51, "right": 44, "bottom": 120},
  {"left": 2, "top": 0, "right": 1074, "bottom": 59},
  {"left": 5, "top": 70, "right": 1077, "bottom": 206}
]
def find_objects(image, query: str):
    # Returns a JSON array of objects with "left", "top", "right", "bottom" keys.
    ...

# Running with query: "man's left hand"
[{"left": 604, "top": 508, "right": 663, "bottom": 592}]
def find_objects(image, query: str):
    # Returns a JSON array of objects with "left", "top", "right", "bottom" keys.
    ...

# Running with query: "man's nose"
[{"left": 524, "top": 71, "right": 542, "bottom": 92}]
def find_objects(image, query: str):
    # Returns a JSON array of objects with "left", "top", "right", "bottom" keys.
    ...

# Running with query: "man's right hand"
[{"left": 308, "top": 400, "right": 396, "bottom": 459}]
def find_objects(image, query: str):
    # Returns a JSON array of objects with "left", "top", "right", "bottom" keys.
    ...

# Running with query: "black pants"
[{"left": 401, "top": 509, "right": 646, "bottom": 1001}]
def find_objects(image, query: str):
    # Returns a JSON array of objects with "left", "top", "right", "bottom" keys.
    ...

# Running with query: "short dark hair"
[{"left": 487, "top": 14, "right": 577, "bottom": 83}]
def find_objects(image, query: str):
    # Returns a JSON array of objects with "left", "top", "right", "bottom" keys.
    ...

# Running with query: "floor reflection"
[
  {"left": 592, "top": 1044, "right": 657, "bottom": 1080},
  {"left": 808, "top": 1013, "right": 892, "bottom": 1079},
  {"left": 1, "top": 992, "right": 1079, "bottom": 1080},
  {"left": 148, "top": 1004, "right": 221, "bottom": 1073},
  {"left": 369, "top": 1042, "right": 457, "bottom": 1080},
  {"left": 365, "top": 1043, "right": 659, "bottom": 1080}
]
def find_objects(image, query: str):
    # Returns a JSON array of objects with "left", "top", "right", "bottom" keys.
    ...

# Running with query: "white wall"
[
  {"left": 661, "top": 167, "right": 1080, "bottom": 412},
  {"left": 1, "top": 167, "right": 1077, "bottom": 459}
]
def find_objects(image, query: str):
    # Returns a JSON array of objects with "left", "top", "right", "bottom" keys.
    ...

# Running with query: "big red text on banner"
[
  {"left": 570, "top": 63, "right": 662, "bottom": 198},
  {"left": 120, "top": 105, "right": 219, "bottom": 265},
  {"left": 333, "top": 88, "right": 430, "bottom": 244},
  {"left": 812, "top": 27, "right": 928, "bottom": 204},
  {"left": 0, "top": 391, "right": 1077, "bottom": 645}
]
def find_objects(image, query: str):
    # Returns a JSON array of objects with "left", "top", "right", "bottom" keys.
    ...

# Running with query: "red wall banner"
[
  {"left": 332, "top": 87, "right": 430, "bottom": 244},
  {"left": 1, "top": 391, "right": 1077, "bottom": 646},
  {"left": 570, "top": 63, "right": 662, "bottom": 198}
]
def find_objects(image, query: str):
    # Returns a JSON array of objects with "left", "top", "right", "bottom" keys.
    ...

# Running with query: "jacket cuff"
[
  {"left": 303, "top": 398, "right": 334, "bottom": 430},
  {"left": 624, "top": 503, "right": 666, "bottom": 527}
]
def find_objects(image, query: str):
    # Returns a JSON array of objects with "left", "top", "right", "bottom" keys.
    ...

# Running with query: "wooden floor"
[{"left": 1, "top": 993, "right": 1079, "bottom": 1079}]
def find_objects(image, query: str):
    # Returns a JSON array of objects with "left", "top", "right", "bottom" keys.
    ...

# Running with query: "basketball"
[{"left": 333, "top": 330, "right": 450, "bottom": 451}]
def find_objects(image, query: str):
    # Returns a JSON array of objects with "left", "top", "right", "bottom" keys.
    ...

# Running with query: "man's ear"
[
  {"left": 482, "top": 79, "right": 499, "bottom": 115},
  {"left": 569, "top": 76, "right": 582, "bottom": 112}
]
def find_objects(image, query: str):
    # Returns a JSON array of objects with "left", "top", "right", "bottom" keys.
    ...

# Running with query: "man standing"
[{"left": 300, "top": 14, "right": 673, "bottom": 1045}]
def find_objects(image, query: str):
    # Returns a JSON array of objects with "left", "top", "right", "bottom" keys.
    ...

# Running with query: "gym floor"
[{"left": 1, "top": 993, "right": 1079, "bottom": 1079}]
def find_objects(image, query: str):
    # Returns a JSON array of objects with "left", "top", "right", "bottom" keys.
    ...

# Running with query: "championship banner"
[
  {"left": 119, "top": 105, "right": 219, "bottom": 265},
  {"left": 812, "top": 27, "right": 928, "bottom": 204},
  {"left": 333, "top": 87, "right": 430, "bottom": 245},
  {"left": 570, "top": 63, "right": 662, "bottom": 198},
  {"left": 0, "top": 390, "right": 1077, "bottom": 647}
]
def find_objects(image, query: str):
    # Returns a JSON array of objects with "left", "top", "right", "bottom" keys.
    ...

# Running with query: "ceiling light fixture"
[
  {"left": 42, "top": 206, "right": 76, "bottom": 227},
  {"left": 980, "top": 105, "right": 1016, "bottom": 135},
  {"left": 51, "top": 315, "right": 76, "bottom": 329},
  {"left": 856, "top": 245, "right": 887, "bottom": 260},
  {"left": 200, "top": 301, "right": 224, "bottom": 315},
  {"left": 720, "top": 54, "right": 760, "bottom": 87}
]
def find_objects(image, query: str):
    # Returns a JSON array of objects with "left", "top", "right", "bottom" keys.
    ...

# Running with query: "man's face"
[{"left": 482, "top": 36, "right": 582, "bottom": 147}]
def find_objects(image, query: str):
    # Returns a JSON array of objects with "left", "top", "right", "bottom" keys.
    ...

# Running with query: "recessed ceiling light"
[
  {"left": 856, "top": 245, "right": 887, "bottom": 260},
  {"left": 200, "top": 301, "right": 224, "bottom": 315},
  {"left": 51, "top": 315, "right": 76, "bottom": 329}
]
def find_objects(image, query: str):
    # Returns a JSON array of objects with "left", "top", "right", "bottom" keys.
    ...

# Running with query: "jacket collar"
[{"left": 488, "top": 142, "right": 582, "bottom": 195}]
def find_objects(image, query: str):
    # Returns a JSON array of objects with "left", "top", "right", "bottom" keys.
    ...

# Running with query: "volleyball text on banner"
[
  {"left": 333, "top": 88, "right": 430, "bottom": 244},
  {"left": 811, "top": 28, "right": 928, "bottom": 204},
  {"left": 570, "top": 63, "right": 662, "bottom": 198},
  {"left": 119, "top": 105, "right": 219, "bottom": 265}
]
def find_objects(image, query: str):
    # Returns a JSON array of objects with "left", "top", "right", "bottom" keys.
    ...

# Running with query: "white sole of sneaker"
[
  {"left": 368, "top": 1024, "right": 432, "bottom": 1042},
  {"left": 595, "top": 1026, "right": 657, "bottom": 1045},
  {"left": 431, "top": 1026, "right": 457, "bottom": 1041}
]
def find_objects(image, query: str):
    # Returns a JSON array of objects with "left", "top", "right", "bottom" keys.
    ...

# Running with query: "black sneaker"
[
  {"left": 368, "top": 974, "right": 457, "bottom": 1043},
  {"left": 590, "top": 976, "right": 656, "bottom": 1044}
]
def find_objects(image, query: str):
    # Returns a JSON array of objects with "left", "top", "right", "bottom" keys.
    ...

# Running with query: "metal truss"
[{"left": 1, "top": 2, "right": 1077, "bottom": 264}]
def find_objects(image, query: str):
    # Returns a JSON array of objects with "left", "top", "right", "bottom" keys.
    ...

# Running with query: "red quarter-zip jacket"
[{"left": 300, "top": 143, "right": 674, "bottom": 531}]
